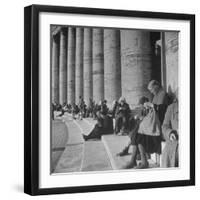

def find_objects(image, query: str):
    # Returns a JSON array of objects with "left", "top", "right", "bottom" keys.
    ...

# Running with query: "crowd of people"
[{"left": 52, "top": 80, "right": 179, "bottom": 169}]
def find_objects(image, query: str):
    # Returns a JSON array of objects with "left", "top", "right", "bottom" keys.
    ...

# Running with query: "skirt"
[{"left": 136, "top": 133, "right": 161, "bottom": 154}]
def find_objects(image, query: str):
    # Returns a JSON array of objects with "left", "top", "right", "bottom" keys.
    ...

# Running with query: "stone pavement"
[
  {"left": 52, "top": 112, "right": 160, "bottom": 174},
  {"left": 51, "top": 119, "right": 68, "bottom": 172},
  {"left": 54, "top": 114, "right": 84, "bottom": 173},
  {"left": 53, "top": 113, "right": 111, "bottom": 173},
  {"left": 82, "top": 140, "right": 112, "bottom": 171}
]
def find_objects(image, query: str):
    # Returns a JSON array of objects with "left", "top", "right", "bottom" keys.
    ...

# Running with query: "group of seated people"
[
  {"left": 52, "top": 80, "right": 179, "bottom": 169},
  {"left": 52, "top": 96, "right": 110, "bottom": 120}
]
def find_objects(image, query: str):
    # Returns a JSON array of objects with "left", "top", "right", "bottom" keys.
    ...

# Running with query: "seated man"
[
  {"left": 161, "top": 95, "right": 179, "bottom": 168},
  {"left": 82, "top": 113, "right": 113, "bottom": 141},
  {"left": 78, "top": 97, "right": 85, "bottom": 120},
  {"left": 114, "top": 97, "right": 131, "bottom": 135},
  {"left": 72, "top": 103, "right": 79, "bottom": 119}
]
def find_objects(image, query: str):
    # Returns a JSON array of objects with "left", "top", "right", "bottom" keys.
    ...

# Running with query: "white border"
[{"left": 39, "top": 12, "right": 190, "bottom": 188}]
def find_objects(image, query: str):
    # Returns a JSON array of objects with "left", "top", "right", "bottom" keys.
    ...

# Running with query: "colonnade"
[{"left": 51, "top": 26, "right": 178, "bottom": 108}]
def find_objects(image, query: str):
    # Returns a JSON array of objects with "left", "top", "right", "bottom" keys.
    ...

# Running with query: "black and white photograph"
[
  {"left": 51, "top": 25, "right": 179, "bottom": 174},
  {"left": 23, "top": 4, "right": 195, "bottom": 195},
  {"left": 0, "top": 0, "right": 198, "bottom": 199}
]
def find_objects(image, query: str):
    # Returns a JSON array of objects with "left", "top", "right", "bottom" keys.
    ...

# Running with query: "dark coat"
[
  {"left": 152, "top": 88, "right": 169, "bottom": 124},
  {"left": 161, "top": 101, "right": 179, "bottom": 167}
]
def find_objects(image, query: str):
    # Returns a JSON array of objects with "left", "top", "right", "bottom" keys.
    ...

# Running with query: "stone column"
[
  {"left": 92, "top": 28, "right": 104, "bottom": 103},
  {"left": 59, "top": 28, "right": 68, "bottom": 105},
  {"left": 164, "top": 32, "right": 179, "bottom": 93},
  {"left": 75, "top": 28, "right": 84, "bottom": 104},
  {"left": 52, "top": 33, "right": 60, "bottom": 104},
  {"left": 67, "top": 27, "right": 76, "bottom": 104},
  {"left": 104, "top": 29, "right": 121, "bottom": 107},
  {"left": 120, "top": 30, "right": 152, "bottom": 107},
  {"left": 83, "top": 28, "right": 93, "bottom": 106}
]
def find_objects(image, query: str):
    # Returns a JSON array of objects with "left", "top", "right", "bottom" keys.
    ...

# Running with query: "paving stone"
[
  {"left": 54, "top": 144, "right": 84, "bottom": 173},
  {"left": 51, "top": 120, "right": 68, "bottom": 171},
  {"left": 52, "top": 119, "right": 68, "bottom": 148},
  {"left": 102, "top": 134, "right": 131, "bottom": 170},
  {"left": 63, "top": 115, "right": 84, "bottom": 145},
  {"left": 81, "top": 141, "right": 112, "bottom": 172}
]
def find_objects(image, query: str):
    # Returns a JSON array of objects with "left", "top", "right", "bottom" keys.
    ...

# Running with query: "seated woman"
[
  {"left": 127, "top": 80, "right": 168, "bottom": 169},
  {"left": 117, "top": 96, "right": 149, "bottom": 157},
  {"left": 82, "top": 101, "right": 113, "bottom": 141},
  {"left": 122, "top": 98, "right": 162, "bottom": 169},
  {"left": 134, "top": 102, "right": 162, "bottom": 169}
]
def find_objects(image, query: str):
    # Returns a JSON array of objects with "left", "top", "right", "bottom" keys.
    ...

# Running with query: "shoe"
[
  {"left": 134, "top": 162, "right": 149, "bottom": 169},
  {"left": 122, "top": 160, "right": 137, "bottom": 169},
  {"left": 116, "top": 147, "right": 129, "bottom": 156},
  {"left": 82, "top": 134, "right": 88, "bottom": 141}
]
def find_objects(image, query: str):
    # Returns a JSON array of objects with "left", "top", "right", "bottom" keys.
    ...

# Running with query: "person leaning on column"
[
  {"left": 161, "top": 89, "right": 179, "bottom": 168},
  {"left": 148, "top": 80, "right": 169, "bottom": 125}
]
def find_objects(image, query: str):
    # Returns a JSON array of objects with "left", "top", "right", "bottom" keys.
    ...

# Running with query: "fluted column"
[
  {"left": 67, "top": 27, "right": 76, "bottom": 104},
  {"left": 164, "top": 32, "right": 179, "bottom": 93},
  {"left": 120, "top": 30, "right": 152, "bottom": 107},
  {"left": 52, "top": 33, "right": 60, "bottom": 103},
  {"left": 59, "top": 28, "right": 68, "bottom": 105},
  {"left": 83, "top": 28, "right": 93, "bottom": 106},
  {"left": 92, "top": 28, "right": 104, "bottom": 103},
  {"left": 104, "top": 29, "right": 121, "bottom": 107},
  {"left": 75, "top": 28, "right": 84, "bottom": 104}
]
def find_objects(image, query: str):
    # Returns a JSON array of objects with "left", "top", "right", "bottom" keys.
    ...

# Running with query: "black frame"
[{"left": 24, "top": 4, "right": 195, "bottom": 195}]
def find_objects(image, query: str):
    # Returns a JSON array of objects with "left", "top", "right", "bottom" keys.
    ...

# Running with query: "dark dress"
[{"left": 136, "top": 89, "right": 168, "bottom": 154}]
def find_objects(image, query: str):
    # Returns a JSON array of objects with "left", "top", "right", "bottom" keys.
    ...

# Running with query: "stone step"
[
  {"left": 74, "top": 119, "right": 94, "bottom": 136},
  {"left": 52, "top": 119, "right": 68, "bottom": 149},
  {"left": 54, "top": 143, "right": 84, "bottom": 173},
  {"left": 63, "top": 115, "right": 84, "bottom": 145},
  {"left": 71, "top": 117, "right": 112, "bottom": 171},
  {"left": 81, "top": 141, "right": 112, "bottom": 172},
  {"left": 102, "top": 134, "right": 160, "bottom": 170},
  {"left": 53, "top": 114, "right": 84, "bottom": 173},
  {"left": 101, "top": 134, "right": 131, "bottom": 170},
  {"left": 51, "top": 119, "right": 68, "bottom": 172},
  {"left": 83, "top": 118, "right": 97, "bottom": 126}
]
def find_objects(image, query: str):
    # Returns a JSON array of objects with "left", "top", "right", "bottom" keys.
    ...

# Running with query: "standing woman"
[{"left": 135, "top": 80, "right": 169, "bottom": 168}]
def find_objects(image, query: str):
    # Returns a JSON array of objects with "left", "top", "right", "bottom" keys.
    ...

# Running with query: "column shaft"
[
  {"left": 67, "top": 27, "right": 76, "bottom": 104},
  {"left": 75, "top": 28, "right": 84, "bottom": 104},
  {"left": 92, "top": 28, "right": 104, "bottom": 103},
  {"left": 52, "top": 34, "right": 60, "bottom": 103},
  {"left": 164, "top": 32, "right": 179, "bottom": 93},
  {"left": 59, "top": 28, "right": 68, "bottom": 105},
  {"left": 104, "top": 29, "right": 121, "bottom": 107},
  {"left": 83, "top": 28, "right": 93, "bottom": 105},
  {"left": 120, "top": 30, "right": 152, "bottom": 107}
]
